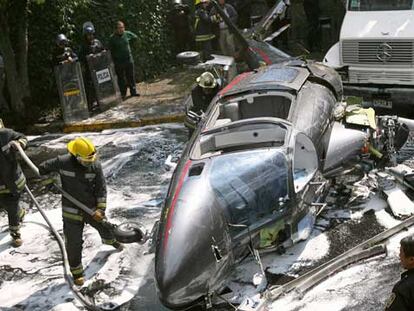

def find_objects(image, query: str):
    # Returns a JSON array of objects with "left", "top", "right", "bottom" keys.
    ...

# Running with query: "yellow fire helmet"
[
  {"left": 67, "top": 137, "right": 97, "bottom": 163},
  {"left": 195, "top": 0, "right": 201, "bottom": 5}
]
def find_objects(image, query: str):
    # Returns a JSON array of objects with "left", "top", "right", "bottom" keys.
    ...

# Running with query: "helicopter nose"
[{"left": 155, "top": 187, "right": 230, "bottom": 309}]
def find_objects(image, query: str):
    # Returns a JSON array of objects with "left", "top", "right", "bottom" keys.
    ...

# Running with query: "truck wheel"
[
  {"left": 113, "top": 222, "right": 144, "bottom": 244},
  {"left": 176, "top": 51, "right": 201, "bottom": 65}
]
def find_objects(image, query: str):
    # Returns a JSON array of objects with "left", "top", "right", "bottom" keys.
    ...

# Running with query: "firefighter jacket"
[
  {"left": 0, "top": 128, "right": 27, "bottom": 196},
  {"left": 385, "top": 268, "right": 414, "bottom": 310},
  {"left": 38, "top": 154, "right": 107, "bottom": 222},
  {"left": 190, "top": 84, "right": 219, "bottom": 113},
  {"left": 194, "top": 6, "right": 216, "bottom": 42}
]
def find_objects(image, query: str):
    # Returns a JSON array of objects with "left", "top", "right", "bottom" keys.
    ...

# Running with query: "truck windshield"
[{"left": 349, "top": 0, "right": 413, "bottom": 11}]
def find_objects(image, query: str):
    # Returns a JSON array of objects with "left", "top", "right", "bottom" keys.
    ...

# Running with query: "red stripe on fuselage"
[
  {"left": 250, "top": 47, "right": 272, "bottom": 65},
  {"left": 219, "top": 72, "right": 252, "bottom": 97},
  {"left": 162, "top": 160, "right": 192, "bottom": 251}
]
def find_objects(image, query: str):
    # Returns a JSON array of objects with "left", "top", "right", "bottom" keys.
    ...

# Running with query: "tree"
[
  {"left": 0, "top": 0, "right": 88, "bottom": 119},
  {"left": 0, "top": 0, "right": 32, "bottom": 116}
]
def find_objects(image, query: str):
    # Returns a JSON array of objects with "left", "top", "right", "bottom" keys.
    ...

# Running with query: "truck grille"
[
  {"left": 342, "top": 40, "right": 414, "bottom": 65},
  {"left": 349, "top": 69, "right": 414, "bottom": 84}
]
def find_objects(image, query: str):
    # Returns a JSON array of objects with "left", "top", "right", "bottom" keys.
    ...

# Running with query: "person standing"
[
  {"left": 210, "top": 0, "right": 238, "bottom": 56},
  {"left": 303, "top": 0, "right": 320, "bottom": 52},
  {"left": 109, "top": 21, "right": 139, "bottom": 100},
  {"left": 53, "top": 34, "right": 78, "bottom": 65},
  {"left": 79, "top": 22, "right": 105, "bottom": 111},
  {"left": 194, "top": 0, "right": 216, "bottom": 62},
  {"left": 38, "top": 137, "right": 122, "bottom": 286},
  {"left": 0, "top": 119, "right": 27, "bottom": 247},
  {"left": 168, "top": 0, "right": 193, "bottom": 53},
  {"left": 385, "top": 235, "right": 414, "bottom": 310}
]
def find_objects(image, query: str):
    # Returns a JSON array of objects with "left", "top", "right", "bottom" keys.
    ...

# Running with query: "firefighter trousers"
[
  {"left": 0, "top": 194, "right": 22, "bottom": 238},
  {"left": 63, "top": 214, "right": 116, "bottom": 278}
]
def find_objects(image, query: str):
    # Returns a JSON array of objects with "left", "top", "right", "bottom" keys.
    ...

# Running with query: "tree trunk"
[
  {"left": 15, "top": 0, "right": 30, "bottom": 99},
  {"left": 0, "top": 67, "right": 8, "bottom": 112},
  {"left": 0, "top": 10, "right": 25, "bottom": 114}
]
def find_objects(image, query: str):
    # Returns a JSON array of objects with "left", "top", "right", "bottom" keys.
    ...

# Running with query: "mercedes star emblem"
[{"left": 376, "top": 43, "right": 393, "bottom": 63}]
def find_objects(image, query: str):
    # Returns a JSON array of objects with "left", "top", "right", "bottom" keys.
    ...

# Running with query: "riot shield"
[
  {"left": 54, "top": 62, "right": 89, "bottom": 123},
  {"left": 87, "top": 50, "right": 121, "bottom": 108}
]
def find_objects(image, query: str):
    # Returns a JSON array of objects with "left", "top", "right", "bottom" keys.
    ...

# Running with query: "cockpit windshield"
[
  {"left": 209, "top": 149, "right": 289, "bottom": 225},
  {"left": 192, "top": 119, "right": 288, "bottom": 159},
  {"left": 348, "top": 0, "right": 413, "bottom": 11}
]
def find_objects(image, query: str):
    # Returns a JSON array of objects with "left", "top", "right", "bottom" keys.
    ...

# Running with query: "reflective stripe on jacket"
[
  {"left": 194, "top": 7, "right": 216, "bottom": 42},
  {"left": 39, "top": 154, "right": 107, "bottom": 221}
]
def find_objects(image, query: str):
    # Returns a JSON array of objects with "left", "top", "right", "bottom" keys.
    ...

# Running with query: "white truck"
[{"left": 324, "top": 0, "right": 414, "bottom": 113}]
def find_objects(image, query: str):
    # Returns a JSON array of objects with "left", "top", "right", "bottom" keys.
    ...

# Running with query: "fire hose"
[{"left": 14, "top": 143, "right": 144, "bottom": 310}]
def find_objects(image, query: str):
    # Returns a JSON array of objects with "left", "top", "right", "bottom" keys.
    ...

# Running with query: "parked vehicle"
[{"left": 324, "top": 0, "right": 414, "bottom": 115}]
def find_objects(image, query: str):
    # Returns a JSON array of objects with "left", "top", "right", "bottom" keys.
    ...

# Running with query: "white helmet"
[{"left": 196, "top": 72, "right": 217, "bottom": 89}]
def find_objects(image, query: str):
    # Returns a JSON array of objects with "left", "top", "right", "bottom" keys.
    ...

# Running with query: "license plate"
[{"left": 372, "top": 98, "right": 392, "bottom": 109}]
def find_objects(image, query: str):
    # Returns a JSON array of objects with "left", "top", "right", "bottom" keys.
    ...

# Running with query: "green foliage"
[{"left": 28, "top": 0, "right": 174, "bottom": 109}]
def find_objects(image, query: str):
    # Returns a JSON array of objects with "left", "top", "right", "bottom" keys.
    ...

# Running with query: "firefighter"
[
  {"left": 194, "top": 0, "right": 216, "bottom": 62},
  {"left": 385, "top": 235, "right": 414, "bottom": 310},
  {"left": 53, "top": 34, "right": 78, "bottom": 65},
  {"left": 79, "top": 22, "right": 105, "bottom": 111},
  {"left": 38, "top": 137, "right": 122, "bottom": 286},
  {"left": 184, "top": 72, "right": 220, "bottom": 137},
  {"left": 0, "top": 119, "right": 27, "bottom": 247},
  {"left": 108, "top": 21, "right": 139, "bottom": 100}
]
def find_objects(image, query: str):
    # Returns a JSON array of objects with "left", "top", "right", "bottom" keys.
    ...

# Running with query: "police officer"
[
  {"left": 0, "top": 119, "right": 27, "bottom": 247},
  {"left": 385, "top": 235, "right": 414, "bottom": 310},
  {"left": 168, "top": 0, "right": 193, "bottom": 53},
  {"left": 109, "top": 21, "right": 139, "bottom": 100},
  {"left": 194, "top": 0, "right": 217, "bottom": 62},
  {"left": 53, "top": 34, "right": 78, "bottom": 65},
  {"left": 185, "top": 72, "right": 220, "bottom": 137},
  {"left": 79, "top": 22, "right": 105, "bottom": 111},
  {"left": 38, "top": 137, "right": 122, "bottom": 286}
]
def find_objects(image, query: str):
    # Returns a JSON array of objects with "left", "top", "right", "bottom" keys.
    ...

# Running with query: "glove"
[
  {"left": 41, "top": 178, "right": 56, "bottom": 192},
  {"left": 93, "top": 209, "right": 105, "bottom": 222},
  {"left": 8, "top": 141, "right": 20, "bottom": 151}
]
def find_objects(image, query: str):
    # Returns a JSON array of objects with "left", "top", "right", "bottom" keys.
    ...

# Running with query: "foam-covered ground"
[
  {"left": 1, "top": 125, "right": 413, "bottom": 311},
  {"left": 0, "top": 124, "right": 186, "bottom": 310}
]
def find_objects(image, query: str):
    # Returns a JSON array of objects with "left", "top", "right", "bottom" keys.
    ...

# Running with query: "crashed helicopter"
[{"left": 154, "top": 0, "right": 413, "bottom": 309}]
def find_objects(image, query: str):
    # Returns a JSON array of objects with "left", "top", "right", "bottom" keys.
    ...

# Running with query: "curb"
[{"left": 62, "top": 113, "right": 185, "bottom": 133}]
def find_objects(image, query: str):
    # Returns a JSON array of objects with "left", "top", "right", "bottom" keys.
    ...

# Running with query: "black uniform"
[
  {"left": 53, "top": 46, "right": 78, "bottom": 66},
  {"left": 303, "top": 0, "right": 320, "bottom": 52},
  {"left": 39, "top": 154, "right": 115, "bottom": 279},
  {"left": 79, "top": 38, "right": 105, "bottom": 110},
  {"left": 385, "top": 269, "right": 414, "bottom": 310},
  {"left": 168, "top": 3, "right": 193, "bottom": 53},
  {"left": 0, "top": 128, "right": 28, "bottom": 240}
]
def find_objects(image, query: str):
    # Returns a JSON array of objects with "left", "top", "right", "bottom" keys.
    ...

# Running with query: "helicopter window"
[
  {"left": 217, "top": 95, "right": 292, "bottom": 123},
  {"left": 209, "top": 149, "right": 289, "bottom": 225},
  {"left": 199, "top": 121, "right": 287, "bottom": 156},
  {"left": 293, "top": 133, "right": 318, "bottom": 193},
  {"left": 239, "top": 95, "right": 291, "bottom": 120}
]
